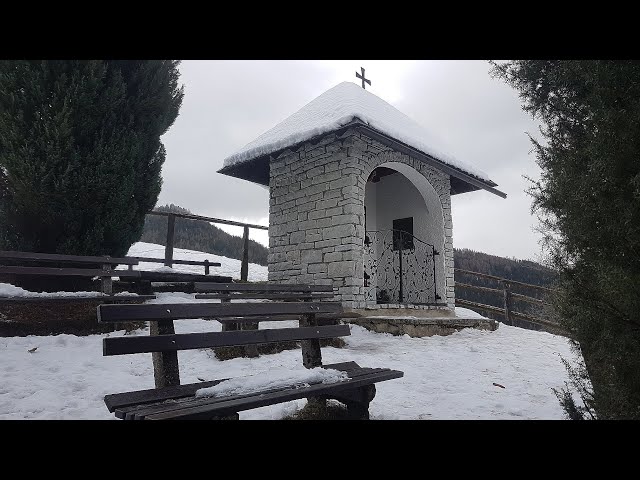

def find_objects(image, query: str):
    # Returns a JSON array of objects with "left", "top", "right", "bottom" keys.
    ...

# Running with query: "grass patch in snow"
[{"left": 283, "top": 399, "right": 350, "bottom": 420}]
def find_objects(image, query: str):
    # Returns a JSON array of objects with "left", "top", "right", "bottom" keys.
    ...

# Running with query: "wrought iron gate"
[{"left": 363, "top": 229, "right": 440, "bottom": 305}]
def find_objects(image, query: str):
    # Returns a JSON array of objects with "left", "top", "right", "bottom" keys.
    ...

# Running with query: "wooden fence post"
[
  {"left": 502, "top": 280, "right": 513, "bottom": 326},
  {"left": 204, "top": 259, "right": 210, "bottom": 275},
  {"left": 101, "top": 263, "right": 112, "bottom": 295},
  {"left": 241, "top": 225, "right": 249, "bottom": 282},
  {"left": 165, "top": 213, "right": 175, "bottom": 268},
  {"left": 300, "top": 310, "right": 325, "bottom": 409}
]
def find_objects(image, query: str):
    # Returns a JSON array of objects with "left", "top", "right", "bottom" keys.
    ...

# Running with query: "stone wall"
[{"left": 268, "top": 128, "right": 454, "bottom": 309}]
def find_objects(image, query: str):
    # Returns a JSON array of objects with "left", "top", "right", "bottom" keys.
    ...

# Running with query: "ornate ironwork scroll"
[{"left": 363, "top": 229, "right": 440, "bottom": 305}]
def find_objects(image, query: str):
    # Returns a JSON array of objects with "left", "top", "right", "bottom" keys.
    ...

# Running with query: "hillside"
[
  {"left": 454, "top": 248, "right": 557, "bottom": 324},
  {"left": 140, "top": 204, "right": 268, "bottom": 265}
]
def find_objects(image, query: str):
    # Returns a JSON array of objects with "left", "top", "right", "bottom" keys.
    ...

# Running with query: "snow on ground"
[
  {"left": 222, "top": 81, "right": 491, "bottom": 182},
  {"left": 0, "top": 283, "right": 138, "bottom": 298},
  {"left": 0, "top": 292, "right": 583, "bottom": 420},
  {"left": 124, "top": 241, "right": 268, "bottom": 281}
]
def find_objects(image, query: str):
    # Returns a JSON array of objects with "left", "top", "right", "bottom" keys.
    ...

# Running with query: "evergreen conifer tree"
[
  {"left": 492, "top": 60, "right": 640, "bottom": 419},
  {"left": 0, "top": 60, "right": 184, "bottom": 256}
]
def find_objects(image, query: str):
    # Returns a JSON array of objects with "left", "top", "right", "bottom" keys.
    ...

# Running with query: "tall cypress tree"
[
  {"left": 0, "top": 60, "right": 184, "bottom": 256},
  {"left": 492, "top": 60, "right": 640, "bottom": 419}
]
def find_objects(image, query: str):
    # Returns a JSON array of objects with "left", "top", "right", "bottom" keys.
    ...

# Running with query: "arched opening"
[{"left": 363, "top": 162, "right": 446, "bottom": 306}]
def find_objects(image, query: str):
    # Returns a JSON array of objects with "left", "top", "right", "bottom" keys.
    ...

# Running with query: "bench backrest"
[
  {"left": 134, "top": 256, "right": 221, "bottom": 274},
  {"left": 194, "top": 283, "right": 336, "bottom": 301},
  {"left": 98, "top": 299, "right": 346, "bottom": 388},
  {"left": 0, "top": 250, "right": 141, "bottom": 279},
  {"left": 195, "top": 283, "right": 334, "bottom": 293},
  {"left": 97, "top": 301, "right": 346, "bottom": 354}
]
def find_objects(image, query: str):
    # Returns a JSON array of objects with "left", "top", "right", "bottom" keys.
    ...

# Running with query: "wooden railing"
[
  {"left": 147, "top": 211, "right": 269, "bottom": 281},
  {"left": 454, "top": 268, "right": 566, "bottom": 333}
]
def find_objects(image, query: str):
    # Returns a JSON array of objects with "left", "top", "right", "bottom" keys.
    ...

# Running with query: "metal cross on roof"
[{"left": 356, "top": 67, "right": 371, "bottom": 90}]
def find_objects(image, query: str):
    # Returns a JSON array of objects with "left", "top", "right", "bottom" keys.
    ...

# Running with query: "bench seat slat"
[
  {"left": 0, "top": 265, "right": 141, "bottom": 277},
  {"left": 140, "top": 369, "right": 404, "bottom": 420},
  {"left": 97, "top": 301, "right": 343, "bottom": 323},
  {"left": 114, "top": 364, "right": 393, "bottom": 419},
  {"left": 134, "top": 257, "right": 222, "bottom": 267},
  {"left": 123, "top": 367, "right": 391, "bottom": 420},
  {"left": 103, "top": 324, "right": 351, "bottom": 356},
  {"left": 0, "top": 250, "right": 139, "bottom": 265},
  {"left": 105, "top": 361, "right": 362, "bottom": 413},
  {"left": 133, "top": 272, "right": 232, "bottom": 283},
  {"left": 194, "top": 293, "right": 335, "bottom": 300},
  {"left": 194, "top": 283, "right": 334, "bottom": 293},
  {"left": 0, "top": 295, "right": 155, "bottom": 304}
]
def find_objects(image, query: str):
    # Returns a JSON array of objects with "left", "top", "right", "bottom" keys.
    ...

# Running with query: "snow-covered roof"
[{"left": 220, "top": 81, "right": 494, "bottom": 184}]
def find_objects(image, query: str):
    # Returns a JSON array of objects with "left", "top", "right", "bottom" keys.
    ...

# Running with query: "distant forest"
[
  {"left": 140, "top": 204, "right": 269, "bottom": 265},
  {"left": 141, "top": 205, "right": 557, "bottom": 321},
  {"left": 454, "top": 248, "right": 557, "bottom": 324}
]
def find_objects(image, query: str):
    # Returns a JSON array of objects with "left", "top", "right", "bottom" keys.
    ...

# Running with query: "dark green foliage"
[
  {"left": 492, "top": 60, "right": 640, "bottom": 419},
  {"left": 141, "top": 204, "right": 268, "bottom": 265},
  {"left": 0, "top": 60, "right": 184, "bottom": 257}
]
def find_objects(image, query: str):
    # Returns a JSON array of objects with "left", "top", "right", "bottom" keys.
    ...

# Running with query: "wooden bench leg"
[
  {"left": 306, "top": 397, "right": 327, "bottom": 409},
  {"left": 242, "top": 321, "right": 259, "bottom": 358},
  {"left": 210, "top": 412, "right": 239, "bottom": 420},
  {"left": 346, "top": 402, "right": 370, "bottom": 420},
  {"left": 331, "top": 385, "right": 376, "bottom": 420}
]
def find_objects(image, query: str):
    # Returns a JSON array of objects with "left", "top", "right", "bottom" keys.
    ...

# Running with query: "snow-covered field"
[
  {"left": 0, "top": 244, "right": 584, "bottom": 420},
  {"left": 125, "top": 241, "right": 268, "bottom": 282},
  {"left": 0, "top": 291, "right": 582, "bottom": 420}
]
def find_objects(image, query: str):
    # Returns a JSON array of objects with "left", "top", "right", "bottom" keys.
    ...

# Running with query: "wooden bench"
[
  {"left": 0, "top": 250, "right": 143, "bottom": 298},
  {"left": 97, "top": 298, "right": 404, "bottom": 420},
  {"left": 0, "top": 250, "right": 230, "bottom": 297}
]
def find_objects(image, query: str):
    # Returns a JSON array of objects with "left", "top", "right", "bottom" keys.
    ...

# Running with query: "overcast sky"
[{"left": 158, "top": 60, "right": 544, "bottom": 262}]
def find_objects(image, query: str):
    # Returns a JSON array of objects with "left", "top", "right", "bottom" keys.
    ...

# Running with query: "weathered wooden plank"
[
  {"left": 135, "top": 256, "right": 221, "bottom": 268},
  {"left": 194, "top": 283, "right": 334, "bottom": 293},
  {"left": 511, "top": 292, "right": 550, "bottom": 306},
  {"left": 105, "top": 361, "right": 362, "bottom": 413},
  {"left": 135, "top": 272, "right": 232, "bottom": 283},
  {"left": 455, "top": 281, "right": 503, "bottom": 295},
  {"left": 97, "top": 301, "right": 343, "bottom": 323},
  {"left": 194, "top": 293, "right": 335, "bottom": 300},
  {"left": 103, "top": 324, "right": 351, "bottom": 356},
  {"left": 105, "top": 378, "right": 228, "bottom": 413},
  {"left": 0, "top": 295, "right": 155, "bottom": 303},
  {"left": 213, "top": 315, "right": 340, "bottom": 325},
  {"left": 148, "top": 211, "right": 269, "bottom": 231},
  {"left": 0, "top": 250, "right": 139, "bottom": 265},
  {"left": 0, "top": 265, "right": 141, "bottom": 277},
  {"left": 455, "top": 298, "right": 506, "bottom": 316},
  {"left": 454, "top": 268, "right": 555, "bottom": 293},
  {"left": 116, "top": 364, "right": 388, "bottom": 419},
  {"left": 143, "top": 369, "right": 404, "bottom": 420}
]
